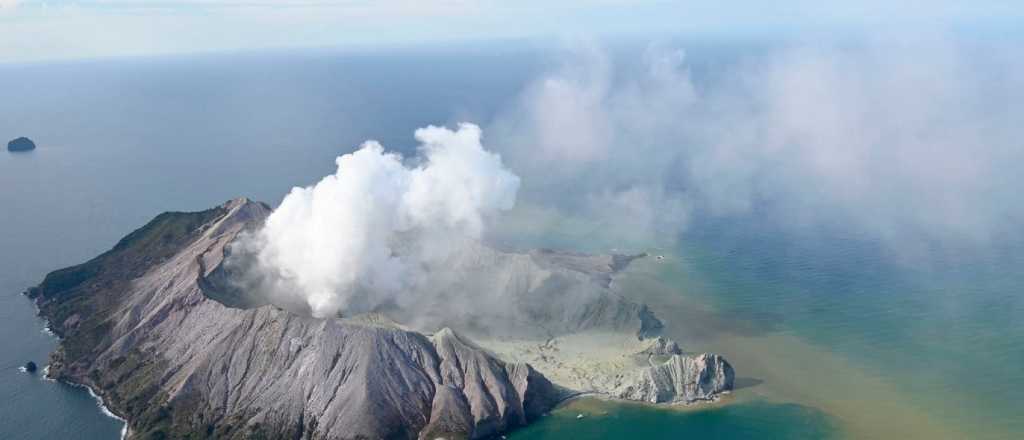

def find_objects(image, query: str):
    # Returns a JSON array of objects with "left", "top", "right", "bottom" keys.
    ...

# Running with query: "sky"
[{"left": 1, "top": 0, "right": 1022, "bottom": 63}]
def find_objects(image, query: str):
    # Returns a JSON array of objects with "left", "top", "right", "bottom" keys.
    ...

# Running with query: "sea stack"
[
  {"left": 24, "top": 361, "right": 37, "bottom": 373},
  {"left": 8, "top": 137, "right": 36, "bottom": 152}
]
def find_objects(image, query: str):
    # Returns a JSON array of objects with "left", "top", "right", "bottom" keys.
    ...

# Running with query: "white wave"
[
  {"left": 40, "top": 364, "right": 55, "bottom": 382},
  {"left": 62, "top": 380, "right": 128, "bottom": 439}
]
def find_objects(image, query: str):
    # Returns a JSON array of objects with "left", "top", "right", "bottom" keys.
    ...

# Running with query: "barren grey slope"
[
  {"left": 29, "top": 198, "right": 560, "bottom": 440},
  {"left": 384, "top": 240, "right": 662, "bottom": 340}
]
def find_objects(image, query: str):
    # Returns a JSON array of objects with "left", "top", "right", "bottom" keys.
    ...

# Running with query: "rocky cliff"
[{"left": 616, "top": 353, "right": 735, "bottom": 404}]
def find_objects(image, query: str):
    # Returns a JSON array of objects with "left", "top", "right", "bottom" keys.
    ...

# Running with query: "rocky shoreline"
[
  {"left": 31, "top": 312, "right": 132, "bottom": 439},
  {"left": 64, "top": 379, "right": 131, "bottom": 440}
]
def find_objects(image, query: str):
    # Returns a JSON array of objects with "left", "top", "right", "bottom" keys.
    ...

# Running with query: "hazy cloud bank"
[{"left": 488, "top": 37, "right": 1024, "bottom": 253}]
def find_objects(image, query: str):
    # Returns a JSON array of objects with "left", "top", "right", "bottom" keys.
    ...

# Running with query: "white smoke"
[{"left": 248, "top": 123, "right": 519, "bottom": 317}]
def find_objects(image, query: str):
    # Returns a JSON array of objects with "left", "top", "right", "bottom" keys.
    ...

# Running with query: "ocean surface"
[
  {"left": 511, "top": 214, "right": 1024, "bottom": 440},
  {"left": 2, "top": 44, "right": 1021, "bottom": 439}
]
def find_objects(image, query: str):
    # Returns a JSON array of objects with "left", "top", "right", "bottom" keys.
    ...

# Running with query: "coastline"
[
  {"left": 550, "top": 390, "right": 731, "bottom": 412},
  {"left": 60, "top": 379, "right": 129, "bottom": 440},
  {"left": 33, "top": 308, "right": 130, "bottom": 440}
]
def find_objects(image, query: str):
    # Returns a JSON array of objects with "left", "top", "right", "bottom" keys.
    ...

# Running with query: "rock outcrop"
[
  {"left": 637, "top": 336, "right": 683, "bottom": 356},
  {"left": 28, "top": 198, "right": 562, "bottom": 439},
  {"left": 424, "top": 328, "right": 560, "bottom": 439},
  {"left": 616, "top": 353, "right": 734, "bottom": 404},
  {"left": 8, "top": 137, "right": 36, "bottom": 152}
]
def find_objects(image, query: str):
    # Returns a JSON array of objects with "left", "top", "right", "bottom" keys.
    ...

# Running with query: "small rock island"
[{"left": 8, "top": 137, "right": 36, "bottom": 152}]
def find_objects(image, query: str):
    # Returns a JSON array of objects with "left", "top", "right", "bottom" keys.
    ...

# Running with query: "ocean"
[
  {"left": 509, "top": 212, "right": 1024, "bottom": 439},
  {"left": 1, "top": 43, "right": 1020, "bottom": 439}
]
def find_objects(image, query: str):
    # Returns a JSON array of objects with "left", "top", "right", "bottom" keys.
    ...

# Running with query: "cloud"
[
  {"left": 241, "top": 123, "right": 519, "bottom": 317},
  {"left": 690, "top": 39, "right": 1023, "bottom": 246},
  {"left": 487, "top": 36, "right": 1024, "bottom": 253},
  {"left": 487, "top": 40, "right": 701, "bottom": 248}
]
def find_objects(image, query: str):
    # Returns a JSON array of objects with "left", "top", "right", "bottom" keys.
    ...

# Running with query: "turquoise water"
[
  {"left": 505, "top": 214, "right": 1022, "bottom": 439},
  {"left": 511, "top": 400, "right": 838, "bottom": 440},
  {"left": 671, "top": 217, "right": 1024, "bottom": 437}
]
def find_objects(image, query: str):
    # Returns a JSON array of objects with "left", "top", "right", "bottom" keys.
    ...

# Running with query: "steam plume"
[{"left": 249, "top": 123, "right": 519, "bottom": 317}]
